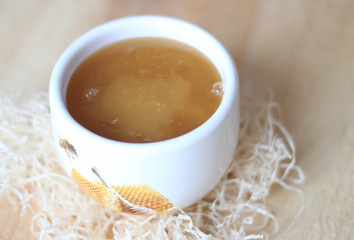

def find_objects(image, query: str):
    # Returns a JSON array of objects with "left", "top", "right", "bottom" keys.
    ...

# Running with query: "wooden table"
[{"left": 1, "top": 1, "right": 353, "bottom": 239}]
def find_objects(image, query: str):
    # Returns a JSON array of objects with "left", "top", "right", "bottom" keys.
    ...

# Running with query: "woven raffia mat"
[{"left": 0, "top": 85, "right": 305, "bottom": 240}]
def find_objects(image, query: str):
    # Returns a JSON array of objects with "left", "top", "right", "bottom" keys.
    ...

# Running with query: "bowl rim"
[{"left": 49, "top": 15, "right": 238, "bottom": 151}]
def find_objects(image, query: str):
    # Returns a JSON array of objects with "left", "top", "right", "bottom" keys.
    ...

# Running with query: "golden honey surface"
[{"left": 66, "top": 37, "right": 222, "bottom": 143}]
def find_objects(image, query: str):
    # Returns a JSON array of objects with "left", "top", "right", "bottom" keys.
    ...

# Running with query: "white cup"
[{"left": 49, "top": 15, "right": 239, "bottom": 215}]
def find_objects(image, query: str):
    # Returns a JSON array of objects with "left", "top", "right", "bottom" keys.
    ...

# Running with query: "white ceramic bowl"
[{"left": 49, "top": 15, "right": 239, "bottom": 215}]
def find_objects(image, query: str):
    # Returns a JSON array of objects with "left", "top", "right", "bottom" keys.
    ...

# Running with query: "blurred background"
[{"left": 1, "top": 1, "right": 353, "bottom": 239}]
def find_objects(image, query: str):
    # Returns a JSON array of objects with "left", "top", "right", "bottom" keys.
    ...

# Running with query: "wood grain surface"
[{"left": 1, "top": 1, "right": 353, "bottom": 239}]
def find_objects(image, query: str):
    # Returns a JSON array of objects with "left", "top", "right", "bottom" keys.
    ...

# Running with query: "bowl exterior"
[{"left": 49, "top": 15, "right": 239, "bottom": 214}]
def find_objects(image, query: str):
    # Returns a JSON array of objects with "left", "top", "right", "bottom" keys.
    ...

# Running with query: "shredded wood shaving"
[{"left": 0, "top": 86, "right": 305, "bottom": 240}]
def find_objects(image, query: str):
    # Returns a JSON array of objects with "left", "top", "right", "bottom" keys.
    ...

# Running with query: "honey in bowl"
[{"left": 66, "top": 37, "right": 223, "bottom": 143}]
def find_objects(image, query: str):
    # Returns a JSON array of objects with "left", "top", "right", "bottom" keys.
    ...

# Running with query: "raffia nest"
[{"left": 0, "top": 84, "right": 304, "bottom": 240}]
